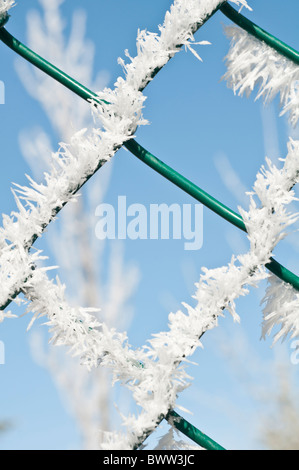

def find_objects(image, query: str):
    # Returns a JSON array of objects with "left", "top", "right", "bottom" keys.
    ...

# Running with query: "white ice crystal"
[
  {"left": 262, "top": 274, "right": 299, "bottom": 344},
  {"left": 223, "top": 26, "right": 299, "bottom": 127},
  {"left": 99, "top": 137, "right": 299, "bottom": 449},
  {"left": 0, "top": 310, "right": 17, "bottom": 322},
  {"left": 5, "top": 0, "right": 299, "bottom": 451},
  {"left": 0, "top": 0, "right": 14, "bottom": 17}
]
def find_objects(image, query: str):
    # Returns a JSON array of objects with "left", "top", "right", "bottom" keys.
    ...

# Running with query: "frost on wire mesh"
[
  {"left": 99, "top": 136, "right": 299, "bottom": 449},
  {"left": 262, "top": 274, "right": 299, "bottom": 344},
  {"left": 0, "top": 0, "right": 252, "bottom": 320},
  {"left": 6, "top": 0, "right": 299, "bottom": 450},
  {"left": 14, "top": 136, "right": 299, "bottom": 450},
  {"left": 223, "top": 26, "right": 299, "bottom": 127},
  {"left": 0, "top": 0, "right": 14, "bottom": 17}
]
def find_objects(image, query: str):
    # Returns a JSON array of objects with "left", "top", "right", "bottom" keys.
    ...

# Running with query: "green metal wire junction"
[
  {"left": 0, "top": 12, "right": 9, "bottom": 29},
  {"left": 220, "top": 3, "right": 299, "bottom": 65},
  {"left": 1, "top": 1, "right": 299, "bottom": 450},
  {"left": 167, "top": 410, "right": 225, "bottom": 451},
  {"left": 0, "top": 8, "right": 299, "bottom": 290}
]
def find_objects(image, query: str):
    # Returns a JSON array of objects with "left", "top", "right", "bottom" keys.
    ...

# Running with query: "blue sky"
[{"left": 0, "top": 0, "right": 299, "bottom": 450}]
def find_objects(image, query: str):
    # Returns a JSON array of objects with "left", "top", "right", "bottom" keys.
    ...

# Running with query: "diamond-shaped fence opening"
[{"left": 1, "top": 0, "right": 299, "bottom": 450}]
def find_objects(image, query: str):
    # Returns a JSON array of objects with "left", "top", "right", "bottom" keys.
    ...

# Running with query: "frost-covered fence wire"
[
  {"left": 1, "top": 0, "right": 299, "bottom": 450},
  {"left": 0, "top": 0, "right": 233, "bottom": 311}
]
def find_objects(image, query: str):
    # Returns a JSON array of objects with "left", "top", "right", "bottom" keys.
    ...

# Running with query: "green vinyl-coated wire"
[
  {"left": 0, "top": 13, "right": 298, "bottom": 290},
  {"left": 0, "top": 9, "right": 227, "bottom": 451}
]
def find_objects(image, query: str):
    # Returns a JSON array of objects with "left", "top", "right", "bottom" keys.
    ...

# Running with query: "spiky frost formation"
[
  {"left": 0, "top": 0, "right": 250, "bottom": 309},
  {"left": 0, "top": 0, "right": 14, "bottom": 16},
  {"left": 223, "top": 26, "right": 299, "bottom": 127},
  {"left": 262, "top": 275, "right": 299, "bottom": 344},
  {"left": 9, "top": 0, "right": 299, "bottom": 451}
]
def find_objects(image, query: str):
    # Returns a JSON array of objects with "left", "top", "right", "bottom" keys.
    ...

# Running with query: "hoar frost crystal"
[{"left": 1, "top": 0, "right": 299, "bottom": 450}]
